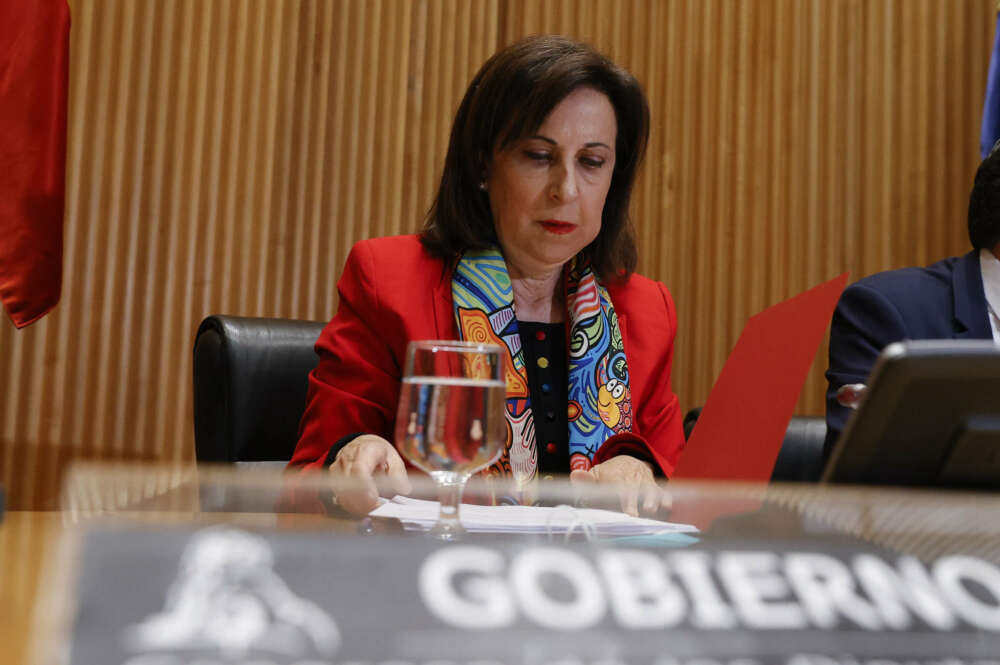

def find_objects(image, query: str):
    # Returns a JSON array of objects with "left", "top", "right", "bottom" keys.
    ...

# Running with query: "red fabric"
[
  {"left": 288, "top": 235, "right": 686, "bottom": 477},
  {"left": 0, "top": 0, "right": 70, "bottom": 328}
]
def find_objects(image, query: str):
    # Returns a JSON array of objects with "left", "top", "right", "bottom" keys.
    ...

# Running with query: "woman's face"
[{"left": 486, "top": 87, "right": 617, "bottom": 278}]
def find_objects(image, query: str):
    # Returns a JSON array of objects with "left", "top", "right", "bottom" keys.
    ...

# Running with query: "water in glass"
[{"left": 396, "top": 376, "right": 506, "bottom": 477}]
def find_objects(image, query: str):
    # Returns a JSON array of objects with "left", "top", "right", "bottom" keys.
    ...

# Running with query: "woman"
[{"left": 289, "top": 35, "right": 685, "bottom": 516}]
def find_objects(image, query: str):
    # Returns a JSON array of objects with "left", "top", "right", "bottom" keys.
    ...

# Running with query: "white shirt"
[{"left": 978, "top": 248, "right": 1000, "bottom": 342}]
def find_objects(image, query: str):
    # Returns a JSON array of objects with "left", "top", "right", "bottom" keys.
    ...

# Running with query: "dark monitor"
[{"left": 822, "top": 340, "right": 1000, "bottom": 488}]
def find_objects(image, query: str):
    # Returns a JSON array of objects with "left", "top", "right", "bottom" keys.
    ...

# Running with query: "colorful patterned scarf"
[{"left": 452, "top": 247, "right": 633, "bottom": 483}]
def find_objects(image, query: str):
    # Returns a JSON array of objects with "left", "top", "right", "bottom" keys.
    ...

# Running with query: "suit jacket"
[
  {"left": 824, "top": 250, "right": 993, "bottom": 458},
  {"left": 289, "top": 235, "right": 687, "bottom": 476}
]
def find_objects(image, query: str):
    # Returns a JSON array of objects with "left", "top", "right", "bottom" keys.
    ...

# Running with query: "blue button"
[{"left": 541, "top": 383, "right": 551, "bottom": 394}]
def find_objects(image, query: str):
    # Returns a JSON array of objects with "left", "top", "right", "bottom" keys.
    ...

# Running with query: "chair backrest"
[
  {"left": 193, "top": 315, "right": 326, "bottom": 463},
  {"left": 682, "top": 407, "right": 827, "bottom": 482},
  {"left": 770, "top": 416, "right": 827, "bottom": 482}
]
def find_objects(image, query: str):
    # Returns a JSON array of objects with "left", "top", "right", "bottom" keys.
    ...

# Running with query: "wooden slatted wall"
[{"left": 0, "top": 0, "right": 992, "bottom": 508}]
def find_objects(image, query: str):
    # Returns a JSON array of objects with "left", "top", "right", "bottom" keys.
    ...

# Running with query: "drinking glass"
[{"left": 395, "top": 340, "right": 507, "bottom": 540}]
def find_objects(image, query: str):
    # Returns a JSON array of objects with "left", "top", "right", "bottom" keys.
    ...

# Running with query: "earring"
[{"left": 478, "top": 180, "right": 487, "bottom": 191}]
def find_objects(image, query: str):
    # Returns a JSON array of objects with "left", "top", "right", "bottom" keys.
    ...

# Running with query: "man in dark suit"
[{"left": 824, "top": 148, "right": 1000, "bottom": 460}]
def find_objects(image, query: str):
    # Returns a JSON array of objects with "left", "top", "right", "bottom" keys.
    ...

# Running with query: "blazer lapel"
[{"left": 953, "top": 250, "right": 993, "bottom": 339}]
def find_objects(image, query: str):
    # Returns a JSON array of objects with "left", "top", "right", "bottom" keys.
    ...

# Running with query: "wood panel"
[
  {"left": 499, "top": 0, "right": 991, "bottom": 421},
  {"left": 0, "top": 0, "right": 993, "bottom": 508}
]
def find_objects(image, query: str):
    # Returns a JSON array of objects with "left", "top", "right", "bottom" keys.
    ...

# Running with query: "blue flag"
[{"left": 981, "top": 11, "right": 1000, "bottom": 158}]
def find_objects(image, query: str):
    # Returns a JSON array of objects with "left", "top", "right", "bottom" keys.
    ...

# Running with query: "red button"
[
  {"left": 535, "top": 330, "right": 546, "bottom": 341},
  {"left": 546, "top": 442, "right": 558, "bottom": 454}
]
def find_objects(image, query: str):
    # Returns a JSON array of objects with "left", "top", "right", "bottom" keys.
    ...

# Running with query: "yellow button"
[{"left": 537, "top": 357, "right": 549, "bottom": 369}]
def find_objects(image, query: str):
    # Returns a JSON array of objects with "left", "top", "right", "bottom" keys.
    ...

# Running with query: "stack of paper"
[{"left": 369, "top": 495, "right": 699, "bottom": 537}]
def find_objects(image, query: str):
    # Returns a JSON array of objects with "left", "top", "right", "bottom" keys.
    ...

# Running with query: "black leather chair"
[
  {"left": 682, "top": 407, "right": 827, "bottom": 482},
  {"left": 193, "top": 315, "right": 326, "bottom": 463},
  {"left": 770, "top": 416, "right": 827, "bottom": 482}
]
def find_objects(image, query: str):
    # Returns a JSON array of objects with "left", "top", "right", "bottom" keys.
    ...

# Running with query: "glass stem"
[{"left": 435, "top": 474, "right": 466, "bottom": 537}]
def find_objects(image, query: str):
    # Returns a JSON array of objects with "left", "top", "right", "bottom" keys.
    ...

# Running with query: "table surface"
[{"left": 0, "top": 512, "right": 64, "bottom": 665}]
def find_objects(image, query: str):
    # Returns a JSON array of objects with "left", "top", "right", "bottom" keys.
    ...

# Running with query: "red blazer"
[{"left": 289, "top": 235, "right": 686, "bottom": 475}]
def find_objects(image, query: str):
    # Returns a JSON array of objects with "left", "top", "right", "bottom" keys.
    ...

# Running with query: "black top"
[{"left": 517, "top": 321, "right": 569, "bottom": 474}]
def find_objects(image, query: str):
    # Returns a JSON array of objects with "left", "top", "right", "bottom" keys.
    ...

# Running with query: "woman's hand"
[
  {"left": 328, "top": 435, "right": 411, "bottom": 515},
  {"left": 569, "top": 455, "right": 671, "bottom": 517}
]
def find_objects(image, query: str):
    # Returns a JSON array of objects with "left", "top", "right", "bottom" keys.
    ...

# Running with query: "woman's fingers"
[
  {"left": 348, "top": 442, "right": 388, "bottom": 501},
  {"left": 616, "top": 465, "right": 648, "bottom": 516},
  {"left": 619, "top": 484, "right": 640, "bottom": 517},
  {"left": 568, "top": 468, "right": 597, "bottom": 484},
  {"left": 641, "top": 481, "right": 660, "bottom": 515},
  {"left": 383, "top": 445, "right": 412, "bottom": 496},
  {"left": 639, "top": 480, "right": 672, "bottom": 516},
  {"left": 578, "top": 455, "right": 662, "bottom": 517},
  {"left": 329, "top": 436, "right": 410, "bottom": 515},
  {"left": 659, "top": 485, "right": 673, "bottom": 512},
  {"left": 329, "top": 464, "right": 378, "bottom": 515}
]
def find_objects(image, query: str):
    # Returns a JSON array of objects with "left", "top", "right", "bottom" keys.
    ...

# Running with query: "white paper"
[{"left": 369, "top": 495, "right": 699, "bottom": 536}]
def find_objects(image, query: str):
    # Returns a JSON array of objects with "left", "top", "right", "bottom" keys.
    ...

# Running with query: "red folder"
[{"left": 673, "top": 273, "right": 849, "bottom": 482}]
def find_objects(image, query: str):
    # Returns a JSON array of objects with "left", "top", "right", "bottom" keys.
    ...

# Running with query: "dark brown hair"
[
  {"left": 420, "top": 35, "right": 650, "bottom": 281},
  {"left": 969, "top": 143, "right": 1000, "bottom": 251}
]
